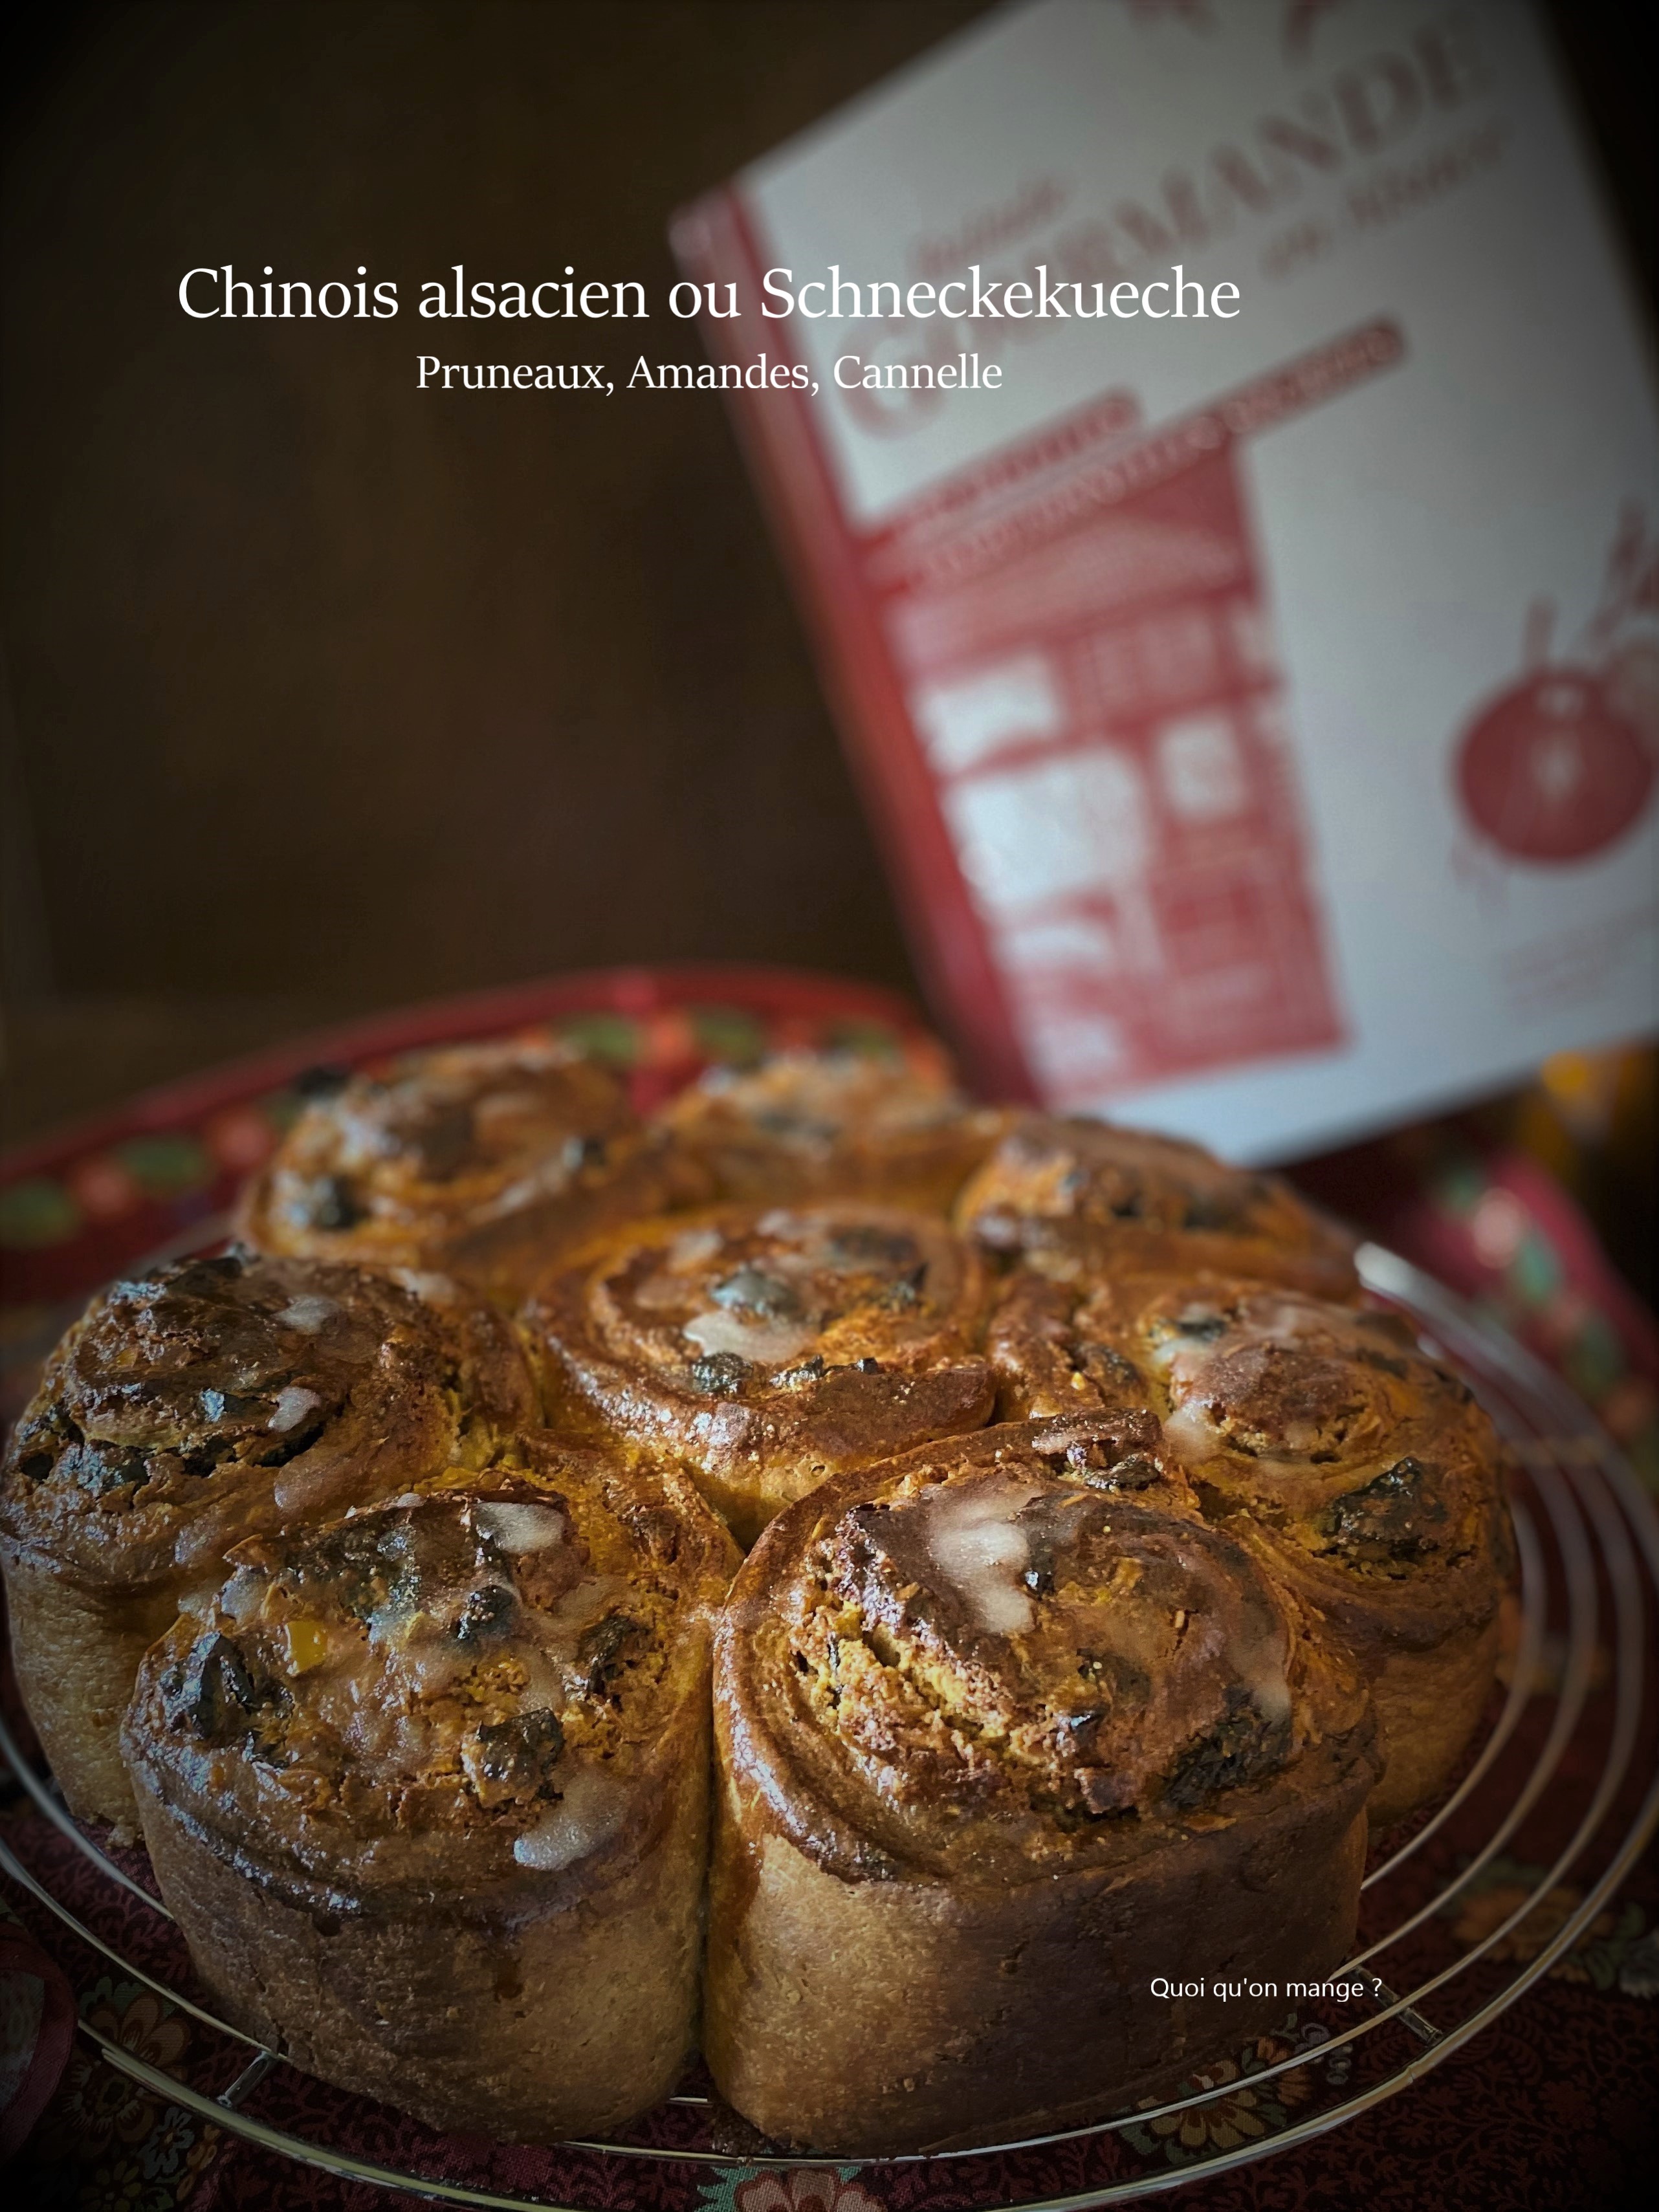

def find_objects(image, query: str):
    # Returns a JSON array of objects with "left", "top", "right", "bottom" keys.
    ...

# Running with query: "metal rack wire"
[{"left": 3, "top": 1243, "right": 1656, "bottom": 2209}]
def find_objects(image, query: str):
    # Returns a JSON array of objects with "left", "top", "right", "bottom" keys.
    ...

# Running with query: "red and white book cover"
[{"left": 672, "top": 0, "right": 1659, "bottom": 1160}]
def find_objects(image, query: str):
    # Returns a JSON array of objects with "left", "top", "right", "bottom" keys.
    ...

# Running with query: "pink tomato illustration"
[{"left": 1455, "top": 664, "right": 1654, "bottom": 864}]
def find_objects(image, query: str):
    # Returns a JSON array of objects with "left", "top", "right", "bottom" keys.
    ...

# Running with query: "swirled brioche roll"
[
  {"left": 991, "top": 1272, "right": 1508, "bottom": 1826},
  {"left": 955, "top": 1114, "right": 1358, "bottom": 1296},
  {"left": 123, "top": 1443, "right": 738, "bottom": 2141},
  {"left": 238, "top": 1038, "right": 688, "bottom": 1303},
  {"left": 525, "top": 1203, "right": 996, "bottom": 1544},
  {"left": 705, "top": 1418, "right": 1377, "bottom": 2155},
  {"left": 0, "top": 1251, "right": 534, "bottom": 1829},
  {"left": 655, "top": 1047, "right": 1005, "bottom": 1214}
]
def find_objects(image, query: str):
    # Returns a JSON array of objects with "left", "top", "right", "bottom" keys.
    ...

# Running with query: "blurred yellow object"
[
  {"left": 283, "top": 1619, "right": 329, "bottom": 1675},
  {"left": 1507, "top": 1044, "right": 1656, "bottom": 1304}
]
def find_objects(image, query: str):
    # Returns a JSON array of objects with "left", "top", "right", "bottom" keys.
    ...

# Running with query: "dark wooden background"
[{"left": 1, "top": 0, "right": 1651, "bottom": 1144}]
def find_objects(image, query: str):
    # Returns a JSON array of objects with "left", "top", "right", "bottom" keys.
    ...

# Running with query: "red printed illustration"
[
  {"left": 1454, "top": 510, "right": 1659, "bottom": 866},
  {"left": 855, "top": 325, "right": 1401, "bottom": 1103}
]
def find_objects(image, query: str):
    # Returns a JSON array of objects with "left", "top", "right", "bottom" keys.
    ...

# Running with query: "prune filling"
[
  {"left": 1169, "top": 1308, "right": 1231, "bottom": 1342},
  {"left": 1162, "top": 1685, "right": 1287, "bottom": 1810},
  {"left": 12, "top": 1406, "right": 84, "bottom": 1485},
  {"left": 161, "top": 1632, "right": 285, "bottom": 1745},
  {"left": 688, "top": 1351, "right": 749, "bottom": 1396},
  {"left": 1028, "top": 1409, "right": 1167, "bottom": 1493},
  {"left": 710, "top": 1266, "right": 801, "bottom": 1320},
  {"left": 407, "top": 1101, "right": 478, "bottom": 1179},
  {"left": 60, "top": 1441, "right": 151, "bottom": 1496},
  {"left": 580, "top": 1612, "right": 642, "bottom": 1695},
  {"left": 881, "top": 1264, "right": 928, "bottom": 1311},
  {"left": 1072, "top": 1341, "right": 1145, "bottom": 1396},
  {"left": 300, "top": 1175, "right": 364, "bottom": 1230},
  {"left": 22, "top": 1397, "right": 334, "bottom": 1496},
  {"left": 292, "top": 1063, "right": 351, "bottom": 1099},
  {"left": 1181, "top": 1187, "right": 1255, "bottom": 1232},
  {"left": 471, "top": 1709, "right": 564, "bottom": 1794},
  {"left": 453, "top": 1584, "right": 517, "bottom": 1642},
  {"left": 1315, "top": 1457, "right": 1447, "bottom": 1568},
  {"left": 266, "top": 1517, "right": 397, "bottom": 1619},
  {"left": 825, "top": 1224, "right": 920, "bottom": 1270}
]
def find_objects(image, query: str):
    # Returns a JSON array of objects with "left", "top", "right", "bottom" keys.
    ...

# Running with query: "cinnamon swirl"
[
  {"left": 524, "top": 1203, "right": 996, "bottom": 1543},
  {"left": 956, "top": 1115, "right": 1357, "bottom": 1296},
  {"left": 655, "top": 1047, "right": 1004, "bottom": 1213},
  {"left": 989, "top": 1271, "right": 1508, "bottom": 1824},
  {"left": 705, "top": 1418, "right": 1377, "bottom": 2153},
  {"left": 239, "top": 1038, "right": 685, "bottom": 1304},
  {"left": 123, "top": 1441, "right": 738, "bottom": 2140},
  {"left": 0, "top": 1250, "right": 534, "bottom": 1830}
]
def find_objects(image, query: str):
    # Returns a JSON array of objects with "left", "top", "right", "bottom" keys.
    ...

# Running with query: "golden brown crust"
[
  {"left": 237, "top": 1039, "right": 690, "bottom": 1304},
  {"left": 524, "top": 1203, "right": 997, "bottom": 1544},
  {"left": 706, "top": 1420, "right": 1378, "bottom": 2153},
  {"left": 956, "top": 1115, "right": 1359, "bottom": 1296},
  {"left": 123, "top": 1439, "right": 739, "bottom": 2140},
  {"left": 989, "top": 1271, "right": 1509, "bottom": 1823},
  {"left": 0, "top": 1249, "right": 535, "bottom": 1827},
  {"left": 654, "top": 1047, "right": 1007, "bottom": 1214}
]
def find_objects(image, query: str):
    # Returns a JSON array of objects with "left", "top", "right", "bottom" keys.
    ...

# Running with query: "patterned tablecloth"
[{"left": 3, "top": 967, "right": 1655, "bottom": 2209}]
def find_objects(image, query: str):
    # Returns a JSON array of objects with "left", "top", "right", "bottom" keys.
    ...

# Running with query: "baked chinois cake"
[{"left": 0, "top": 1019, "right": 1517, "bottom": 2154}]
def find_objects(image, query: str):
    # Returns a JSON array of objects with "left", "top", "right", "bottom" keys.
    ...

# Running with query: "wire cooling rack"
[{"left": 3, "top": 1243, "right": 1656, "bottom": 2209}]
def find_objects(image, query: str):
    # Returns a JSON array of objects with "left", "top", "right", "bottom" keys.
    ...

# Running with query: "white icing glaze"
[
  {"left": 278, "top": 1294, "right": 340, "bottom": 1333},
  {"left": 1162, "top": 1401, "right": 1220, "bottom": 1463},
  {"left": 476, "top": 1501, "right": 566, "bottom": 1553},
  {"left": 400, "top": 1636, "right": 470, "bottom": 1697},
  {"left": 1247, "top": 1298, "right": 1328, "bottom": 1344},
  {"left": 514, "top": 1647, "right": 568, "bottom": 1713},
  {"left": 666, "top": 1227, "right": 724, "bottom": 1269},
  {"left": 471, "top": 1088, "right": 544, "bottom": 1127},
  {"left": 365, "top": 1592, "right": 423, "bottom": 1648},
  {"left": 1227, "top": 1618, "right": 1293, "bottom": 1725},
  {"left": 682, "top": 1308, "right": 816, "bottom": 1364},
  {"left": 485, "top": 1158, "right": 571, "bottom": 1214},
  {"left": 1274, "top": 1418, "right": 1325, "bottom": 1456},
  {"left": 512, "top": 1763, "right": 627, "bottom": 1871},
  {"left": 1145, "top": 1328, "right": 1224, "bottom": 1381},
  {"left": 923, "top": 1482, "right": 1044, "bottom": 1636},
  {"left": 267, "top": 1386, "right": 322, "bottom": 1433}
]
